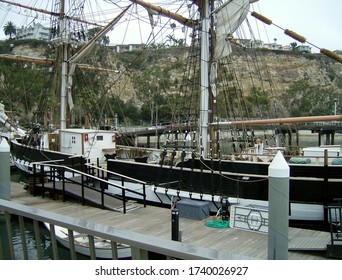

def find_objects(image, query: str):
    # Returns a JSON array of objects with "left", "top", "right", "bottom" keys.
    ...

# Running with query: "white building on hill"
[{"left": 16, "top": 23, "right": 50, "bottom": 41}]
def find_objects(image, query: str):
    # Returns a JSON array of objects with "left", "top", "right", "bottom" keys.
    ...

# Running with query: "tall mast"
[
  {"left": 56, "top": 1, "right": 131, "bottom": 129},
  {"left": 199, "top": 0, "right": 210, "bottom": 158},
  {"left": 59, "top": 0, "right": 68, "bottom": 130}
]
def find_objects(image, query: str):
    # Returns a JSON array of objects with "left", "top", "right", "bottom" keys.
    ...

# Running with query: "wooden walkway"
[{"left": 10, "top": 182, "right": 334, "bottom": 260}]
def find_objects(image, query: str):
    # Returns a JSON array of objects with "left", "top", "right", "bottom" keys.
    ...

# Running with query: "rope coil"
[{"left": 204, "top": 220, "right": 230, "bottom": 228}]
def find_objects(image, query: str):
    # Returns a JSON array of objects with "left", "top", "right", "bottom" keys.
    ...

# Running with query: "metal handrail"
[
  {"left": 31, "top": 161, "right": 147, "bottom": 213},
  {"left": 86, "top": 163, "right": 147, "bottom": 208},
  {"left": 87, "top": 163, "right": 147, "bottom": 185},
  {"left": 0, "top": 199, "right": 255, "bottom": 260},
  {"left": 327, "top": 205, "right": 342, "bottom": 245}
]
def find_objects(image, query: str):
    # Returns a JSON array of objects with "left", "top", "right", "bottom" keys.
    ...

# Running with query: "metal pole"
[
  {"left": 155, "top": 104, "right": 158, "bottom": 148},
  {"left": 171, "top": 208, "right": 179, "bottom": 241},
  {"left": 0, "top": 138, "right": 11, "bottom": 201},
  {"left": 221, "top": 196, "right": 230, "bottom": 221}
]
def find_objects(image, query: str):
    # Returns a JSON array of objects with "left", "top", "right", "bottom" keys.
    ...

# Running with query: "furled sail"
[
  {"left": 211, "top": 0, "right": 256, "bottom": 97},
  {"left": 66, "top": 5, "right": 131, "bottom": 111},
  {"left": 214, "top": 0, "right": 252, "bottom": 60}
]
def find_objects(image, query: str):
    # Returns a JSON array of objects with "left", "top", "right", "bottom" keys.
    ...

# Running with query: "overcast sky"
[
  {"left": 0, "top": 0, "right": 341, "bottom": 52},
  {"left": 254, "top": 0, "right": 342, "bottom": 52}
]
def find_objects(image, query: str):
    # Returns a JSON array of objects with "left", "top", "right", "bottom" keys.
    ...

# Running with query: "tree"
[
  {"left": 132, "top": 66, "right": 169, "bottom": 123},
  {"left": 87, "top": 27, "right": 110, "bottom": 45},
  {"left": 245, "top": 87, "right": 270, "bottom": 118},
  {"left": 3, "top": 21, "right": 16, "bottom": 39},
  {"left": 101, "top": 35, "right": 110, "bottom": 46},
  {"left": 284, "top": 80, "right": 338, "bottom": 116},
  {"left": 0, "top": 58, "right": 50, "bottom": 127},
  {"left": 290, "top": 42, "right": 298, "bottom": 51}
]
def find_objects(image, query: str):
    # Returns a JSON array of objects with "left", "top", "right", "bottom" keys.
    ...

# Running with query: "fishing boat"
[
  {"left": 1, "top": 0, "right": 342, "bottom": 226},
  {"left": 44, "top": 223, "right": 131, "bottom": 259}
]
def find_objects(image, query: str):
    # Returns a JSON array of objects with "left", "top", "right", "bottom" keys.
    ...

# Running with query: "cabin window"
[
  {"left": 96, "top": 135, "right": 104, "bottom": 141},
  {"left": 71, "top": 136, "right": 76, "bottom": 144}
]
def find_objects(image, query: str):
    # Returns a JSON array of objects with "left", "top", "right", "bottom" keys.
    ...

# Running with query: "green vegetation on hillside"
[{"left": 1, "top": 39, "right": 342, "bottom": 131}]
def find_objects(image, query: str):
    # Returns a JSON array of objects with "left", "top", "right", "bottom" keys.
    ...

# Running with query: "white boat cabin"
[
  {"left": 44, "top": 128, "right": 117, "bottom": 162},
  {"left": 302, "top": 145, "right": 342, "bottom": 164}
]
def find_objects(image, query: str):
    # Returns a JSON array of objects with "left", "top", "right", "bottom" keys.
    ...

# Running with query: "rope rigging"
[{"left": 1, "top": 0, "right": 341, "bottom": 157}]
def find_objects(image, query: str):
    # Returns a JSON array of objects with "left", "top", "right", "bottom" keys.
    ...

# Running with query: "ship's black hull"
[
  {"left": 11, "top": 140, "right": 342, "bottom": 207},
  {"left": 10, "top": 140, "right": 85, "bottom": 172},
  {"left": 107, "top": 158, "right": 342, "bottom": 205}
]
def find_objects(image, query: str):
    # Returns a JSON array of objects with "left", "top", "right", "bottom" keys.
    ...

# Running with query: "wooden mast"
[
  {"left": 199, "top": 0, "right": 210, "bottom": 158},
  {"left": 130, "top": 0, "right": 197, "bottom": 28},
  {"left": 0, "top": 0, "right": 102, "bottom": 27},
  {"left": 214, "top": 115, "right": 342, "bottom": 128},
  {"left": 0, "top": 0, "right": 59, "bottom": 16},
  {"left": 59, "top": 0, "right": 68, "bottom": 129},
  {"left": 0, "top": 54, "right": 54, "bottom": 65}
]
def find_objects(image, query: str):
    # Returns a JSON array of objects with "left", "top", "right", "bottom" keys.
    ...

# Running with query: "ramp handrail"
[
  {"left": 327, "top": 205, "right": 342, "bottom": 245},
  {"left": 31, "top": 160, "right": 147, "bottom": 213}
]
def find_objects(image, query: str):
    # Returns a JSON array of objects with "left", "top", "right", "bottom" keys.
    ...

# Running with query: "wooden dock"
[{"left": 10, "top": 181, "right": 334, "bottom": 260}]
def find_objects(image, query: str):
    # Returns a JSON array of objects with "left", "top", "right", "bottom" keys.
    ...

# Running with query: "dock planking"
[{"left": 10, "top": 182, "right": 333, "bottom": 260}]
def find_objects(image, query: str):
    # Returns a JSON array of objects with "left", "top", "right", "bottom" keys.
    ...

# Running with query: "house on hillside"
[
  {"left": 297, "top": 45, "right": 312, "bottom": 53},
  {"left": 107, "top": 44, "right": 145, "bottom": 52},
  {"left": 16, "top": 23, "right": 50, "bottom": 41}
]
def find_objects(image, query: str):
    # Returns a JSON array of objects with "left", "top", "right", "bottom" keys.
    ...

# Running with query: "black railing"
[
  {"left": 85, "top": 163, "right": 147, "bottom": 209},
  {"left": 327, "top": 205, "right": 342, "bottom": 244},
  {"left": 31, "top": 159, "right": 147, "bottom": 214},
  {"left": 326, "top": 204, "right": 342, "bottom": 259}
]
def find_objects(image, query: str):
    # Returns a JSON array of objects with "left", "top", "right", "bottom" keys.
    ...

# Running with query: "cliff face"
[
  {"left": 11, "top": 44, "right": 47, "bottom": 58},
  {"left": 230, "top": 49, "right": 342, "bottom": 116},
  {"left": 231, "top": 49, "right": 342, "bottom": 90},
  {"left": 8, "top": 43, "right": 342, "bottom": 117},
  {"left": 116, "top": 46, "right": 342, "bottom": 106}
]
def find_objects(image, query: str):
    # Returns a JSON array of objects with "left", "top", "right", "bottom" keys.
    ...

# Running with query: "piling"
[
  {"left": 268, "top": 151, "right": 289, "bottom": 260},
  {"left": 221, "top": 196, "right": 230, "bottom": 221},
  {"left": 171, "top": 208, "right": 179, "bottom": 241},
  {"left": 0, "top": 138, "right": 11, "bottom": 201}
]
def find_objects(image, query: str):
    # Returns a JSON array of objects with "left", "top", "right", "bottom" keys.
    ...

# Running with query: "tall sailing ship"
[{"left": 1, "top": 0, "right": 342, "bottom": 226}]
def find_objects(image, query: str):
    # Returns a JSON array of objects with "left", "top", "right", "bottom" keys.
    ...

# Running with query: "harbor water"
[
  {"left": 1, "top": 215, "right": 56, "bottom": 260},
  {"left": 0, "top": 213, "right": 89, "bottom": 260},
  {"left": 0, "top": 169, "right": 89, "bottom": 260}
]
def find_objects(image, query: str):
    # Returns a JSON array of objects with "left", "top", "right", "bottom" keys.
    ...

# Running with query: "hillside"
[{"left": 1, "top": 40, "right": 342, "bottom": 127}]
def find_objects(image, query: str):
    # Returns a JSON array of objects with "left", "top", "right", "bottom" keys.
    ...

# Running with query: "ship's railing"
[
  {"left": 0, "top": 199, "right": 253, "bottom": 260},
  {"left": 327, "top": 204, "right": 342, "bottom": 243},
  {"left": 326, "top": 204, "right": 342, "bottom": 258},
  {"left": 31, "top": 159, "right": 147, "bottom": 213}
]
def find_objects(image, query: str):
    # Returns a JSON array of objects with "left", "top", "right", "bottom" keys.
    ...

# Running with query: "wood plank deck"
[{"left": 10, "top": 182, "right": 334, "bottom": 260}]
